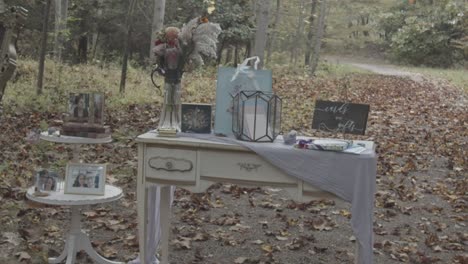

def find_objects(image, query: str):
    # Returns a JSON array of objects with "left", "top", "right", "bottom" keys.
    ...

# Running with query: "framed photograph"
[
  {"left": 181, "top": 103, "right": 212, "bottom": 133},
  {"left": 68, "top": 93, "right": 90, "bottom": 123},
  {"left": 67, "top": 93, "right": 105, "bottom": 124},
  {"left": 35, "top": 169, "right": 60, "bottom": 192},
  {"left": 65, "top": 163, "right": 106, "bottom": 195},
  {"left": 90, "top": 93, "right": 105, "bottom": 125}
]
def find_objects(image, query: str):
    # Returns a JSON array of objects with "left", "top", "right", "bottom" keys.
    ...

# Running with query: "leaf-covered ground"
[{"left": 0, "top": 72, "right": 466, "bottom": 264}]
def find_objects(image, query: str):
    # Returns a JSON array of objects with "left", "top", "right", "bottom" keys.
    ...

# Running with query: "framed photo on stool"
[{"left": 65, "top": 163, "right": 106, "bottom": 195}]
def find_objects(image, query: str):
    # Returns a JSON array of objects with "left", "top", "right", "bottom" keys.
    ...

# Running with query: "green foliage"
[
  {"left": 210, "top": 0, "right": 253, "bottom": 45},
  {"left": 379, "top": 0, "right": 467, "bottom": 67},
  {"left": 165, "top": 0, "right": 208, "bottom": 26},
  {"left": 323, "top": 0, "right": 395, "bottom": 57}
]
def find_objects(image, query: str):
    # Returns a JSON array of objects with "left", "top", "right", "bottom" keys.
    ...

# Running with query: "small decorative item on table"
[
  {"left": 232, "top": 90, "right": 282, "bottom": 142},
  {"left": 181, "top": 103, "right": 212, "bottom": 133},
  {"left": 283, "top": 130, "right": 297, "bottom": 145},
  {"left": 151, "top": 17, "right": 221, "bottom": 137},
  {"left": 295, "top": 139, "right": 352, "bottom": 151},
  {"left": 65, "top": 163, "right": 106, "bottom": 195}
]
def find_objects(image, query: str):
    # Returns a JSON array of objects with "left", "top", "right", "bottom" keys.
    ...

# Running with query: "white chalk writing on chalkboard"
[
  {"left": 315, "top": 103, "right": 350, "bottom": 115},
  {"left": 318, "top": 119, "right": 364, "bottom": 134}
]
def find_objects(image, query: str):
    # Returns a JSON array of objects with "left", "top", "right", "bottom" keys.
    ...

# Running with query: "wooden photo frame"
[{"left": 65, "top": 163, "right": 106, "bottom": 195}]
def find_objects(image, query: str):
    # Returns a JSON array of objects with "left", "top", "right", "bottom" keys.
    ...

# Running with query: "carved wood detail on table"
[
  {"left": 237, "top": 163, "right": 262, "bottom": 172},
  {"left": 148, "top": 156, "right": 193, "bottom": 172}
]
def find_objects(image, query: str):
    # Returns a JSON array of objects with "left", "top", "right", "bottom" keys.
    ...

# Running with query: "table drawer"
[
  {"left": 145, "top": 147, "right": 197, "bottom": 182},
  {"left": 199, "top": 150, "right": 297, "bottom": 185}
]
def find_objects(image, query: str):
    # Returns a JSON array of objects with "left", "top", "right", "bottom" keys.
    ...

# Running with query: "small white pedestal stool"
[{"left": 26, "top": 185, "right": 124, "bottom": 264}]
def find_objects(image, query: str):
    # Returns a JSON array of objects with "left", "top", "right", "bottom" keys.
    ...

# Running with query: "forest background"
[
  {"left": 0, "top": 0, "right": 467, "bottom": 263},
  {"left": 6, "top": 0, "right": 468, "bottom": 69}
]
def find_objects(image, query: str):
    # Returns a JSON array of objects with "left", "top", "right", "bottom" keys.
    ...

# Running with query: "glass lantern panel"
[
  {"left": 268, "top": 98, "right": 276, "bottom": 139},
  {"left": 232, "top": 95, "right": 240, "bottom": 134},
  {"left": 274, "top": 98, "right": 282, "bottom": 136}
]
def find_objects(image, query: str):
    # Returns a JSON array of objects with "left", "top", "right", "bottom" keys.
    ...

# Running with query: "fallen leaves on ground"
[{"left": 0, "top": 73, "right": 466, "bottom": 263}]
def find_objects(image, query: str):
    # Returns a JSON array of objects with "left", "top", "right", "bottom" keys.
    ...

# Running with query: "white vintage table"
[
  {"left": 26, "top": 185, "right": 124, "bottom": 264},
  {"left": 136, "top": 132, "right": 375, "bottom": 264}
]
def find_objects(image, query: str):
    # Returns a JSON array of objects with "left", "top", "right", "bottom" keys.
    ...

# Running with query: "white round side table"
[
  {"left": 39, "top": 132, "right": 112, "bottom": 163},
  {"left": 26, "top": 185, "right": 124, "bottom": 264}
]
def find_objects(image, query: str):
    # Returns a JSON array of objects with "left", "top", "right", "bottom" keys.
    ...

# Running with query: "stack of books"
[
  {"left": 62, "top": 122, "right": 111, "bottom": 138},
  {"left": 157, "top": 128, "right": 177, "bottom": 137}
]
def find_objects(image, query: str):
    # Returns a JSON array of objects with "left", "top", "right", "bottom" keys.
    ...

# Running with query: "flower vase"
[{"left": 157, "top": 82, "right": 181, "bottom": 137}]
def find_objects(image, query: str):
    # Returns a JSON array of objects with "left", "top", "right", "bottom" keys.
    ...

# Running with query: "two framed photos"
[{"left": 64, "top": 163, "right": 106, "bottom": 195}]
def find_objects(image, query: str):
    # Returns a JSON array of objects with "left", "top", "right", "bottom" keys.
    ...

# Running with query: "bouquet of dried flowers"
[{"left": 152, "top": 17, "right": 221, "bottom": 84}]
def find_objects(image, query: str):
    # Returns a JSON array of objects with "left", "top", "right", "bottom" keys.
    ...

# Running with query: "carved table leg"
[
  {"left": 50, "top": 206, "right": 124, "bottom": 264},
  {"left": 159, "top": 186, "right": 172, "bottom": 264}
]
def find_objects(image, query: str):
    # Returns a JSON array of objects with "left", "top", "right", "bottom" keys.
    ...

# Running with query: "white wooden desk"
[
  {"left": 26, "top": 185, "right": 124, "bottom": 264},
  {"left": 136, "top": 132, "right": 375, "bottom": 264}
]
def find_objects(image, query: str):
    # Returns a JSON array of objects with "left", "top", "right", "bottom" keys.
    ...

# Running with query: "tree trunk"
[
  {"left": 252, "top": 0, "right": 270, "bottom": 69},
  {"left": 150, "top": 0, "right": 166, "bottom": 62},
  {"left": 305, "top": 0, "right": 318, "bottom": 65},
  {"left": 225, "top": 47, "right": 233, "bottom": 65},
  {"left": 244, "top": 41, "right": 251, "bottom": 59},
  {"left": 120, "top": 0, "right": 137, "bottom": 94},
  {"left": 309, "top": 0, "right": 327, "bottom": 75},
  {"left": 266, "top": 0, "right": 282, "bottom": 65},
  {"left": 37, "top": 0, "right": 51, "bottom": 96},
  {"left": 292, "top": 0, "right": 306, "bottom": 66},
  {"left": 234, "top": 43, "right": 239, "bottom": 66},
  {"left": 78, "top": 35, "right": 88, "bottom": 63},
  {"left": 53, "top": 0, "right": 68, "bottom": 62},
  {"left": 216, "top": 38, "right": 225, "bottom": 64},
  {"left": 91, "top": 0, "right": 103, "bottom": 60}
]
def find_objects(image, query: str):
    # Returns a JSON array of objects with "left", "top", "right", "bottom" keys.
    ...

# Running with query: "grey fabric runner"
[{"left": 179, "top": 132, "right": 377, "bottom": 264}]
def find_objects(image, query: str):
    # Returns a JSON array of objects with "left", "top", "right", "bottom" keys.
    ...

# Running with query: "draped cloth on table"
[
  {"left": 180, "top": 133, "right": 377, "bottom": 264},
  {"left": 138, "top": 133, "right": 377, "bottom": 264}
]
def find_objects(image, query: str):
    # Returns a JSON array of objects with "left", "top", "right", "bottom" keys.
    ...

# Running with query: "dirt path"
[{"left": 324, "top": 56, "right": 424, "bottom": 82}]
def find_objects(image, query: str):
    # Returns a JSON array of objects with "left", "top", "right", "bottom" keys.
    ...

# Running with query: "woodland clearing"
[{"left": 0, "top": 61, "right": 466, "bottom": 264}]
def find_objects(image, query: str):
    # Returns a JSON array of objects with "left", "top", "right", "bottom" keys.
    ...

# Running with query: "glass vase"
[{"left": 158, "top": 82, "right": 182, "bottom": 133}]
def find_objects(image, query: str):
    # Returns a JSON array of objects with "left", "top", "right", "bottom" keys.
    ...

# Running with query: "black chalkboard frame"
[{"left": 311, "top": 100, "right": 370, "bottom": 135}]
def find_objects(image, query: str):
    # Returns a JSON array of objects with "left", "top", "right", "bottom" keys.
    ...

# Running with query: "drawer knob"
[
  {"left": 149, "top": 157, "right": 193, "bottom": 172},
  {"left": 165, "top": 161, "right": 173, "bottom": 170}
]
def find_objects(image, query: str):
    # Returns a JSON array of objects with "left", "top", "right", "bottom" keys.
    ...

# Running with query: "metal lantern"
[{"left": 232, "top": 91, "right": 282, "bottom": 142}]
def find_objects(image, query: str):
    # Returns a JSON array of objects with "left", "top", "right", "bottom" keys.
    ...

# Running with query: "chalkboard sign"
[{"left": 312, "top": 100, "right": 370, "bottom": 135}]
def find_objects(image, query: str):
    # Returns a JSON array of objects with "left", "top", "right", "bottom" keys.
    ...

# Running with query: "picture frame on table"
[
  {"left": 90, "top": 93, "right": 105, "bottom": 125},
  {"left": 67, "top": 93, "right": 105, "bottom": 124},
  {"left": 65, "top": 163, "right": 106, "bottom": 195},
  {"left": 68, "top": 93, "right": 90, "bottom": 123},
  {"left": 181, "top": 103, "right": 212, "bottom": 133},
  {"left": 35, "top": 169, "right": 60, "bottom": 192}
]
